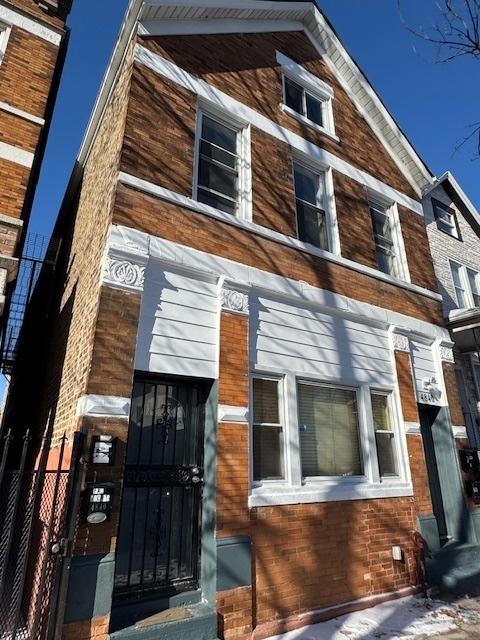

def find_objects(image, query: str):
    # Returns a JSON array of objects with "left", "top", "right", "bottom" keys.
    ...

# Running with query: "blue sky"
[{"left": 2, "top": 0, "right": 478, "bottom": 397}]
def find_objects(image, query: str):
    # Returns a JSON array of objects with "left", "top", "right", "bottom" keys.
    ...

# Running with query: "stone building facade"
[
  {"left": 3, "top": 2, "right": 480, "bottom": 640},
  {"left": 0, "top": 0, "right": 71, "bottom": 320},
  {"left": 423, "top": 174, "right": 480, "bottom": 448}
]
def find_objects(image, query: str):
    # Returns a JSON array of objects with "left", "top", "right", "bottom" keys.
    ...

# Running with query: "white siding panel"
[
  {"left": 409, "top": 339, "right": 440, "bottom": 404},
  {"left": 135, "top": 267, "right": 218, "bottom": 378},
  {"left": 251, "top": 295, "right": 394, "bottom": 385}
]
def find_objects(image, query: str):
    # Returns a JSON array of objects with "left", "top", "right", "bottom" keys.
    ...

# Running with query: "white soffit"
[{"left": 138, "top": 1, "right": 433, "bottom": 197}]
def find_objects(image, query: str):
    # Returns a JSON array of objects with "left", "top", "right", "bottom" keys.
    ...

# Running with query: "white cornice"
[
  {"left": 0, "top": 3, "right": 62, "bottom": 45},
  {"left": 118, "top": 170, "right": 440, "bottom": 301},
  {"left": 106, "top": 222, "right": 451, "bottom": 344}
]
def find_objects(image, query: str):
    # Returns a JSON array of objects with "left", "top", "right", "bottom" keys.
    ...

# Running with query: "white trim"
[
  {"left": 452, "top": 425, "right": 468, "bottom": 439},
  {"left": 0, "top": 101, "right": 44, "bottom": 126},
  {"left": 249, "top": 481, "right": 413, "bottom": 507},
  {"left": 107, "top": 223, "right": 451, "bottom": 345},
  {"left": 0, "top": 21, "right": 11, "bottom": 65},
  {"left": 404, "top": 422, "right": 421, "bottom": 435},
  {"left": 277, "top": 50, "right": 334, "bottom": 99},
  {"left": 134, "top": 44, "right": 424, "bottom": 217},
  {"left": 0, "top": 141, "right": 33, "bottom": 167},
  {"left": 0, "top": 5, "right": 62, "bottom": 45},
  {"left": 423, "top": 171, "right": 480, "bottom": 228},
  {"left": 0, "top": 213, "right": 22, "bottom": 228},
  {"left": 193, "top": 102, "right": 252, "bottom": 222},
  {"left": 77, "top": 394, "right": 131, "bottom": 418},
  {"left": 218, "top": 405, "right": 248, "bottom": 423},
  {"left": 118, "top": 171, "right": 441, "bottom": 301},
  {"left": 141, "top": 17, "right": 304, "bottom": 36},
  {"left": 280, "top": 103, "right": 339, "bottom": 142}
]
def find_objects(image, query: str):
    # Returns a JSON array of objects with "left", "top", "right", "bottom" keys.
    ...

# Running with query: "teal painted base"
[
  {"left": 64, "top": 553, "right": 115, "bottom": 623},
  {"left": 109, "top": 603, "right": 219, "bottom": 640},
  {"left": 426, "top": 542, "right": 480, "bottom": 596}
]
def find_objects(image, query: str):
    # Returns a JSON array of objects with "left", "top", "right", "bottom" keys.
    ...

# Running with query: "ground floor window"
[{"left": 250, "top": 373, "right": 410, "bottom": 504}]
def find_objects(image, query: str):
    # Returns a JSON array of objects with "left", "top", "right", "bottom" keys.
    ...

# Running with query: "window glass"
[
  {"left": 252, "top": 378, "right": 284, "bottom": 481},
  {"left": 297, "top": 383, "right": 363, "bottom": 477},
  {"left": 433, "top": 202, "right": 458, "bottom": 237},
  {"left": 284, "top": 77, "right": 304, "bottom": 115},
  {"left": 451, "top": 262, "right": 468, "bottom": 307},
  {"left": 371, "top": 393, "right": 398, "bottom": 477},
  {"left": 294, "top": 163, "right": 328, "bottom": 250},
  {"left": 305, "top": 93, "right": 323, "bottom": 127},
  {"left": 369, "top": 201, "right": 398, "bottom": 277},
  {"left": 197, "top": 115, "right": 239, "bottom": 215},
  {"left": 467, "top": 269, "right": 480, "bottom": 307}
]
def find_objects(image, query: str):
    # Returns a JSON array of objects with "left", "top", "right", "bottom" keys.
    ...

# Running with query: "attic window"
[
  {"left": 432, "top": 198, "right": 461, "bottom": 240},
  {"left": 277, "top": 51, "right": 336, "bottom": 140}
]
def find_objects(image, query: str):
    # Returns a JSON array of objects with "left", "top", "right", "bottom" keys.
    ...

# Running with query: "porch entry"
[{"left": 113, "top": 376, "right": 206, "bottom": 602}]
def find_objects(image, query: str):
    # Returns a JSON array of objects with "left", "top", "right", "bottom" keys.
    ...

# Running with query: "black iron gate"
[
  {"left": 0, "top": 429, "right": 83, "bottom": 640},
  {"left": 113, "top": 377, "right": 206, "bottom": 601}
]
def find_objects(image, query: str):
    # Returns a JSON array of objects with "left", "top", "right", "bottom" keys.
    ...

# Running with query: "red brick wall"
[
  {"left": 142, "top": 31, "right": 418, "bottom": 199},
  {"left": 113, "top": 186, "right": 444, "bottom": 326}
]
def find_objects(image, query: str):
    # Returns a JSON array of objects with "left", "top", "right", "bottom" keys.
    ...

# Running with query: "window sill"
[
  {"left": 249, "top": 480, "right": 413, "bottom": 507},
  {"left": 118, "top": 172, "right": 442, "bottom": 302},
  {"left": 280, "top": 103, "right": 340, "bottom": 143}
]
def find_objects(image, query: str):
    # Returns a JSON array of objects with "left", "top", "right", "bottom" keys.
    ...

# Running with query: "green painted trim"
[
  {"left": 64, "top": 553, "right": 116, "bottom": 623},
  {"left": 217, "top": 536, "right": 251, "bottom": 591},
  {"left": 417, "top": 514, "right": 441, "bottom": 554},
  {"left": 200, "top": 381, "right": 218, "bottom": 608}
]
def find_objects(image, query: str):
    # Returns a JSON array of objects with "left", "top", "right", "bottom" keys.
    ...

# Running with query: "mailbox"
[
  {"left": 83, "top": 483, "right": 114, "bottom": 524},
  {"left": 90, "top": 435, "right": 116, "bottom": 465},
  {"left": 459, "top": 448, "right": 480, "bottom": 473}
]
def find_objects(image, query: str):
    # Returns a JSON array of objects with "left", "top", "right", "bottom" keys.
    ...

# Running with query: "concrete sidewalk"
[{"left": 265, "top": 595, "right": 480, "bottom": 640}]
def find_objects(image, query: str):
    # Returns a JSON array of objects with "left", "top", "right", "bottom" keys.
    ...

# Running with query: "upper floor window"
[
  {"left": 0, "top": 23, "right": 11, "bottom": 65},
  {"left": 277, "top": 51, "right": 336, "bottom": 139},
  {"left": 450, "top": 261, "right": 480, "bottom": 308},
  {"left": 293, "top": 161, "right": 329, "bottom": 250},
  {"left": 369, "top": 197, "right": 400, "bottom": 278},
  {"left": 194, "top": 107, "right": 251, "bottom": 220},
  {"left": 432, "top": 198, "right": 461, "bottom": 239},
  {"left": 371, "top": 391, "right": 397, "bottom": 477}
]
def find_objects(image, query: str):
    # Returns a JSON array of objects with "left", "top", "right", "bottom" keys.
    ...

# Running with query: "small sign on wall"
[
  {"left": 91, "top": 435, "right": 116, "bottom": 465},
  {"left": 83, "top": 483, "right": 114, "bottom": 524}
]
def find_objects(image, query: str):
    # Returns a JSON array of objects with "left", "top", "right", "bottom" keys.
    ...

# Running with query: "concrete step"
[
  {"left": 427, "top": 542, "right": 480, "bottom": 596},
  {"left": 110, "top": 602, "right": 218, "bottom": 640}
]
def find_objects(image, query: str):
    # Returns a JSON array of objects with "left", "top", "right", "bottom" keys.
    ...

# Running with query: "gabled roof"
[
  {"left": 423, "top": 171, "right": 480, "bottom": 236},
  {"left": 76, "top": 0, "right": 435, "bottom": 198}
]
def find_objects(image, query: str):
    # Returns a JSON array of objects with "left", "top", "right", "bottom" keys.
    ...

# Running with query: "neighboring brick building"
[
  {"left": 3, "top": 2, "right": 480, "bottom": 640},
  {"left": 422, "top": 173, "right": 480, "bottom": 449},
  {"left": 0, "top": 0, "right": 71, "bottom": 321}
]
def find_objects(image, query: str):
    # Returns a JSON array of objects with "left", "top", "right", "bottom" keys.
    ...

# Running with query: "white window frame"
[
  {"left": 249, "top": 371, "right": 411, "bottom": 507},
  {"left": 192, "top": 101, "right": 252, "bottom": 222},
  {"left": 292, "top": 152, "right": 341, "bottom": 256},
  {"left": 368, "top": 192, "right": 410, "bottom": 283},
  {"left": 432, "top": 199, "right": 460, "bottom": 239},
  {"left": 0, "top": 22, "right": 11, "bottom": 65},
  {"left": 470, "top": 354, "right": 480, "bottom": 402},
  {"left": 449, "top": 260, "right": 480, "bottom": 309},
  {"left": 277, "top": 51, "right": 337, "bottom": 141}
]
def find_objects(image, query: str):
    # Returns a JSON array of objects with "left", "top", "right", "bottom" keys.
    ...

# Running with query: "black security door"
[{"left": 114, "top": 377, "right": 205, "bottom": 600}]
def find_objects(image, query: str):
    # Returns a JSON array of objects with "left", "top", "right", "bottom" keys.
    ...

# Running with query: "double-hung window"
[
  {"left": 293, "top": 162, "right": 329, "bottom": 250},
  {"left": 369, "top": 197, "right": 401, "bottom": 278},
  {"left": 252, "top": 377, "right": 285, "bottom": 482},
  {"left": 432, "top": 198, "right": 460, "bottom": 239},
  {"left": 0, "top": 23, "right": 10, "bottom": 65},
  {"left": 371, "top": 391, "right": 398, "bottom": 477},
  {"left": 450, "top": 261, "right": 480, "bottom": 308},
  {"left": 194, "top": 109, "right": 251, "bottom": 219},
  {"left": 277, "top": 52, "right": 336, "bottom": 138},
  {"left": 297, "top": 382, "right": 363, "bottom": 478}
]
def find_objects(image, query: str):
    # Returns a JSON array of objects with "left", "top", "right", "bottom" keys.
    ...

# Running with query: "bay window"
[{"left": 250, "top": 373, "right": 409, "bottom": 505}]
